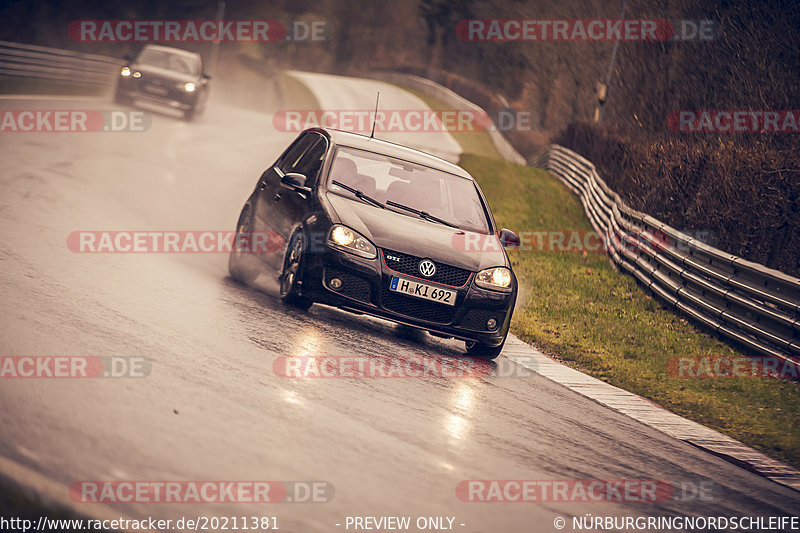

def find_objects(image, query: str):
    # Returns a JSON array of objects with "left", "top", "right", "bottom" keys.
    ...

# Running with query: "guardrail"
[
  {"left": 541, "top": 144, "right": 800, "bottom": 369},
  {"left": 0, "top": 40, "right": 119, "bottom": 85}
]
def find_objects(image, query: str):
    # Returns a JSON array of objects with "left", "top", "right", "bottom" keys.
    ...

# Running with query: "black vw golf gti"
[{"left": 229, "top": 128, "right": 520, "bottom": 357}]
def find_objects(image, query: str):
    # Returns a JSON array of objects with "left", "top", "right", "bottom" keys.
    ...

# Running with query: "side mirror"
[
  {"left": 281, "top": 172, "right": 309, "bottom": 191},
  {"left": 499, "top": 228, "right": 520, "bottom": 249},
  {"left": 202, "top": 73, "right": 211, "bottom": 80}
]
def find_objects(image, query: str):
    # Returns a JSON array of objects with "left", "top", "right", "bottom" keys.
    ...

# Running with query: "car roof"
[
  {"left": 313, "top": 128, "right": 474, "bottom": 180},
  {"left": 141, "top": 44, "right": 201, "bottom": 60}
]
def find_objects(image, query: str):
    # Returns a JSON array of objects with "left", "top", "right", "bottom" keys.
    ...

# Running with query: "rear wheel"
[
  {"left": 228, "top": 206, "right": 251, "bottom": 282},
  {"left": 280, "top": 231, "right": 312, "bottom": 311}
]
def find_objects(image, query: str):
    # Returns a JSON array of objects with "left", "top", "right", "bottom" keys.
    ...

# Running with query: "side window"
[
  {"left": 278, "top": 135, "right": 315, "bottom": 173},
  {"left": 293, "top": 138, "right": 327, "bottom": 187},
  {"left": 279, "top": 134, "right": 327, "bottom": 187}
]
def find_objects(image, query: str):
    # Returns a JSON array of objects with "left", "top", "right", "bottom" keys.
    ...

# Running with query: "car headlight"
[
  {"left": 327, "top": 225, "right": 376, "bottom": 259},
  {"left": 475, "top": 267, "right": 513, "bottom": 292},
  {"left": 183, "top": 82, "right": 196, "bottom": 92},
  {"left": 120, "top": 66, "right": 131, "bottom": 77}
]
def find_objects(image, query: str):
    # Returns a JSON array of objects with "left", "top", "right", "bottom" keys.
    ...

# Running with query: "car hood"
[
  {"left": 326, "top": 193, "right": 508, "bottom": 272},
  {"left": 132, "top": 64, "right": 198, "bottom": 83}
]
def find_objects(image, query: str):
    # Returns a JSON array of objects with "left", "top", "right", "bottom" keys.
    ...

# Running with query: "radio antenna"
[{"left": 370, "top": 91, "right": 380, "bottom": 139}]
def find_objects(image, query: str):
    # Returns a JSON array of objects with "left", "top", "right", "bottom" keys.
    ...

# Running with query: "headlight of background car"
[
  {"left": 475, "top": 267, "right": 513, "bottom": 292},
  {"left": 327, "top": 225, "right": 376, "bottom": 259},
  {"left": 120, "top": 66, "right": 131, "bottom": 77},
  {"left": 182, "top": 82, "right": 196, "bottom": 92}
]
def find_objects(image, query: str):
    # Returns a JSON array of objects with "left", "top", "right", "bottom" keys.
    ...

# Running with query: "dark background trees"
[{"left": 1, "top": 0, "right": 796, "bottom": 274}]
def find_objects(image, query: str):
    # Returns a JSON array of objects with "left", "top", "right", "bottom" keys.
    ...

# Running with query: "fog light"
[
  {"left": 487, "top": 318, "right": 498, "bottom": 330},
  {"left": 330, "top": 277, "right": 342, "bottom": 290}
]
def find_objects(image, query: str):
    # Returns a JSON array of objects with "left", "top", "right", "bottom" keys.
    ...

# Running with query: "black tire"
[
  {"left": 198, "top": 89, "right": 209, "bottom": 114},
  {"left": 114, "top": 88, "right": 130, "bottom": 105},
  {"left": 228, "top": 206, "right": 251, "bottom": 282},
  {"left": 279, "top": 231, "right": 313, "bottom": 311},
  {"left": 184, "top": 90, "right": 206, "bottom": 121},
  {"left": 183, "top": 105, "right": 197, "bottom": 122},
  {"left": 465, "top": 337, "right": 505, "bottom": 359}
]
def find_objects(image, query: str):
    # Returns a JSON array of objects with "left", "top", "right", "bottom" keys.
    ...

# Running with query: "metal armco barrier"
[
  {"left": 542, "top": 144, "right": 800, "bottom": 369},
  {"left": 0, "top": 40, "right": 119, "bottom": 85}
]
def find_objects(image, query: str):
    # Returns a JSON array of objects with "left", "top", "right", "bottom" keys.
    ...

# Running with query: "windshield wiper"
[
  {"left": 385, "top": 200, "right": 459, "bottom": 229},
  {"left": 331, "top": 180, "right": 385, "bottom": 209}
]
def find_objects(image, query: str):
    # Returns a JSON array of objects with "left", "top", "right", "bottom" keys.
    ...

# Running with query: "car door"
[
  {"left": 251, "top": 134, "right": 314, "bottom": 271},
  {"left": 251, "top": 132, "right": 327, "bottom": 271},
  {"left": 271, "top": 133, "right": 329, "bottom": 260}
]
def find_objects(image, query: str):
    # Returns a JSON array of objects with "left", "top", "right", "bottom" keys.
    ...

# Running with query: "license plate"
[
  {"left": 144, "top": 84, "right": 168, "bottom": 96},
  {"left": 389, "top": 276, "right": 456, "bottom": 306}
]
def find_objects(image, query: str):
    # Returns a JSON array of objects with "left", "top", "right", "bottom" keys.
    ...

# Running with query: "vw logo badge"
[{"left": 418, "top": 259, "right": 436, "bottom": 278}]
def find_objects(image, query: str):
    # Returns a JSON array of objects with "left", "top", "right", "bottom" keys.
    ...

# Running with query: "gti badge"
[
  {"left": 386, "top": 254, "right": 401, "bottom": 262},
  {"left": 418, "top": 259, "right": 436, "bottom": 278}
]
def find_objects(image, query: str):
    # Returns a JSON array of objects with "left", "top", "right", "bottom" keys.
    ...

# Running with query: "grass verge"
[
  {"left": 393, "top": 86, "right": 501, "bottom": 160},
  {"left": 279, "top": 72, "right": 321, "bottom": 111},
  {"left": 461, "top": 153, "right": 800, "bottom": 469}
]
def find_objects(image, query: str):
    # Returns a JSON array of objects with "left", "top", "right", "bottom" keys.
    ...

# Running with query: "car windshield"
[
  {"left": 137, "top": 48, "right": 200, "bottom": 75},
  {"left": 327, "top": 146, "right": 490, "bottom": 233}
]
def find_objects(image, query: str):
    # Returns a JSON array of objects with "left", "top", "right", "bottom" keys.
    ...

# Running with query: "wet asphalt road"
[{"left": 0, "top": 91, "right": 798, "bottom": 533}]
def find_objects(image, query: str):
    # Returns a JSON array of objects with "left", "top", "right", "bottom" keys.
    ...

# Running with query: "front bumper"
[
  {"left": 117, "top": 77, "right": 198, "bottom": 110},
  {"left": 304, "top": 247, "right": 516, "bottom": 347}
]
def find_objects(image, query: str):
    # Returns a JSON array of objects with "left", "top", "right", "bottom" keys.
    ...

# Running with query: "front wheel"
[
  {"left": 184, "top": 90, "right": 206, "bottom": 121},
  {"left": 279, "top": 231, "right": 312, "bottom": 311},
  {"left": 114, "top": 87, "right": 131, "bottom": 105},
  {"left": 465, "top": 337, "right": 505, "bottom": 359},
  {"left": 183, "top": 105, "right": 197, "bottom": 122}
]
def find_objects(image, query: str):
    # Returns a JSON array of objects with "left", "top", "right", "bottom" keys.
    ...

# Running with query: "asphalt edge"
[{"left": 502, "top": 334, "right": 800, "bottom": 493}]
